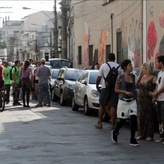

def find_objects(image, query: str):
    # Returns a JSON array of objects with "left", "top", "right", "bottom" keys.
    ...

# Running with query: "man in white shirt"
[
  {"left": 95, "top": 53, "right": 121, "bottom": 130},
  {"left": 151, "top": 55, "right": 164, "bottom": 143}
]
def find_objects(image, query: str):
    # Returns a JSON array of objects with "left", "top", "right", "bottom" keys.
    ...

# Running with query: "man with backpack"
[{"left": 95, "top": 53, "right": 121, "bottom": 130}]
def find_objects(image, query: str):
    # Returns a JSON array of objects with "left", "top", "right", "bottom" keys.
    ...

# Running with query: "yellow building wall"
[{"left": 73, "top": 0, "right": 142, "bottom": 68}]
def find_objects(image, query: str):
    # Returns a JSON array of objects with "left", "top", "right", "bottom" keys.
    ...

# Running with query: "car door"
[
  {"left": 78, "top": 72, "right": 88, "bottom": 106},
  {"left": 54, "top": 69, "right": 64, "bottom": 98},
  {"left": 74, "top": 73, "right": 84, "bottom": 105}
]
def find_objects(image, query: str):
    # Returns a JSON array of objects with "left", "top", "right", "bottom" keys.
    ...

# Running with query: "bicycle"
[{"left": 0, "top": 86, "right": 5, "bottom": 112}]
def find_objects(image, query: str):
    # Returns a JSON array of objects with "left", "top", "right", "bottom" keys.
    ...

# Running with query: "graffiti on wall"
[
  {"left": 147, "top": 8, "right": 164, "bottom": 68},
  {"left": 99, "top": 29, "right": 108, "bottom": 65},
  {"left": 82, "top": 23, "right": 90, "bottom": 69},
  {"left": 121, "top": 18, "right": 141, "bottom": 67}
]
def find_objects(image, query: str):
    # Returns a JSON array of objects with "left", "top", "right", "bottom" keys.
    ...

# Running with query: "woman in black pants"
[
  {"left": 111, "top": 59, "right": 139, "bottom": 147},
  {"left": 20, "top": 60, "right": 32, "bottom": 107}
]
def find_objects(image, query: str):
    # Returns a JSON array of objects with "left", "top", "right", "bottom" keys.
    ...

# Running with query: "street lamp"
[{"left": 22, "top": 5, "right": 58, "bottom": 58}]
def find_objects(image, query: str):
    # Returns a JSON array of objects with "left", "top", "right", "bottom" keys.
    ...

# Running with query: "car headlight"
[
  {"left": 68, "top": 84, "right": 74, "bottom": 89},
  {"left": 91, "top": 90, "right": 99, "bottom": 98}
]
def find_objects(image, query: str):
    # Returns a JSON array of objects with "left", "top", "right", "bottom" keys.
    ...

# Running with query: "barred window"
[{"left": 78, "top": 46, "right": 82, "bottom": 65}]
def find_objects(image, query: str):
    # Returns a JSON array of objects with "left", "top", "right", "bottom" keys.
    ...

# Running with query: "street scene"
[
  {"left": 0, "top": 1, "right": 164, "bottom": 163},
  {"left": 0, "top": 101, "right": 163, "bottom": 164}
]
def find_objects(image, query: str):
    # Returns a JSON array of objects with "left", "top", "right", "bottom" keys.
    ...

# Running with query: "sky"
[{"left": 0, "top": 0, "right": 61, "bottom": 26}]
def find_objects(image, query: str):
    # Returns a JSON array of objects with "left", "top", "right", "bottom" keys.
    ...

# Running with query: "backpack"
[
  {"left": 10, "top": 66, "right": 16, "bottom": 80},
  {"left": 104, "top": 63, "right": 120, "bottom": 88}
]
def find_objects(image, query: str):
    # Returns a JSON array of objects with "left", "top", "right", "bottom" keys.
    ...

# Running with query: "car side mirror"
[
  {"left": 57, "top": 77, "right": 64, "bottom": 81},
  {"left": 81, "top": 80, "right": 87, "bottom": 85}
]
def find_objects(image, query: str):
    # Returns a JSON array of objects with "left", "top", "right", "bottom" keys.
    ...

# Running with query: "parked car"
[
  {"left": 72, "top": 70, "right": 102, "bottom": 115},
  {"left": 49, "top": 69, "right": 60, "bottom": 98},
  {"left": 133, "top": 67, "right": 160, "bottom": 77},
  {"left": 45, "top": 61, "right": 52, "bottom": 69},
  {"left": 49, "top": 58, "right": 73, "bottom": 69},
  {"left": 52, "top": 67, "right": 82, "bottom": 105}
]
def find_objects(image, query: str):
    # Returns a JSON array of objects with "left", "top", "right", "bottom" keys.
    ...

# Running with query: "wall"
[
  {"left": 72, "top": 0, "right": 142, "bottom": 68},
  {"left": 146, "top": 1, "right": 164, "bottom": 68}
]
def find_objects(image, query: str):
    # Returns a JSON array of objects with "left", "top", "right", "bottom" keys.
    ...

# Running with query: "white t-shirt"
[
  {"left": 98, "top": 61, "right": 121, "bottom": 88},
  {"left": 156, "top": 70, "right": 164, "bottom": 101}
]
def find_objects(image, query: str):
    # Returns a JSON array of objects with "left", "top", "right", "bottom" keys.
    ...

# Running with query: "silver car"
[{"left": 72, "top": 70, "right": 102, "bottom": 115}]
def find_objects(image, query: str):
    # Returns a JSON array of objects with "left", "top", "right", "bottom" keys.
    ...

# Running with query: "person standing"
[
  {"left": 20, "top": 60, "right": 32, "bottom": 107},
  {"left": 151, "top": 55, "right": 164, "bottom": 143},
  {"left": 111, "top": 59, "right": 139, "bottom": 147},
  {"left": 35, "top": 58, "right": 51, "bottom": 107},
  {"left": 136, "top": 62, "right": 156, "bottom": 141},
  {"left": 12, "top": 60, "right": 21, "bottom": 106},
  {"left": 32, "top": 61, "right": 41, "bottom": 101},
  {"left": 3, "top": 61, "right": 12, "bottom": 104},
  {"left": 95, "top": 53, "right": 120, "bottom": 130}
]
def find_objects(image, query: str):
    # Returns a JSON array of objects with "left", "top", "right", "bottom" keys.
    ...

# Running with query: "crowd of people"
[
  {"left": 95, "top": 53, "right": 164, "bottom": 147},
  {"left": 0, "top": 58, "right": 52, "bottom": 108}
]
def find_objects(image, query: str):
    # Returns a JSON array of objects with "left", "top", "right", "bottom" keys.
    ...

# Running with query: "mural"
[
  {"left": 82, "top": 23, "right": 90, "bottom": 69},
  {"left": 147, "top": 8, "right": 164, "bottom": 68},
  {"left": 147, "top": 21, "right": 157, "bottom": 61},
  {"left": 121, "top": 18, "right": 141, "bottom": 67},
  {"left": 99, "top": 29, "right": 108, "bottom": 65}
]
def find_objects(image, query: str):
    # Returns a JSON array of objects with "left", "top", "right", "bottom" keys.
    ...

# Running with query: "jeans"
[
  {"left": 4, "top": 84, "right": 11, "bottom": 103},
  {"left": 13, "top": 84, "right": 20, "bottom": 104},
  {"left": 22, "top": 84, "right": 30, "bottom": 106},
  {"left": 38, "top": 83, "right": 51, "bottom": 105}
]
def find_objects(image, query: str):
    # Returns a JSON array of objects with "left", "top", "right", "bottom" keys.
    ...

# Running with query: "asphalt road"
[{"left": 0, "top": 100, "right": 164, "bottom": 164}]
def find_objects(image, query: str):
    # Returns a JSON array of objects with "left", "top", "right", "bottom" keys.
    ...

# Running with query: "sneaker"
[
  {"left": 111, "top": 130, "right": 119, "bottom": 143},
  {"left": 110, "top": 124, "right": 115, "bottom": 130},
  {"left": 95, "top": 121, "right": 102, "bottom": 129},
  {"left": 47, "top": 104, "right": 51, "bottom": 107},
  {"left": 146, "top": 137, "right": 153, "bottom": 141},
  {"left": 136, "top": 136, "right": 144, "bottom": 140},
  {"left": 35, "top": 104, "right": 43, "bottom": 107},
  {"left": 155, "top": 138, "right": 164, "bottom": 143},
  {"left": 130, "top": 139, "right": 139, "bottom": 147},
  {"left": 17, "top": 102, "right": 22, "bottom": 105}
]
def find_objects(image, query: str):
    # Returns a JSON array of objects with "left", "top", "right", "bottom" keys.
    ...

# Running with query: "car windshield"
[
  {"left": 64, "top": 70, "right": 81, "bottom": 81},
  {"left": 89, "top": 72, "right": 102, "bottom": 84},
  {"left": 51, "top": 70, "right": 59, "bottom": 79},
  {"left": 50, "top": 60, "right": 73, "bottom": 68}
]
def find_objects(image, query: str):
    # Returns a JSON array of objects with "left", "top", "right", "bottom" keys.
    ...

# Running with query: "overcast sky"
[{"left": 0, "top": 0, "right": 60, "bottom": 26}]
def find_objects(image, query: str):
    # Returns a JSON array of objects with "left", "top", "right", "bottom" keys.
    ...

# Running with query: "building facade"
[{"left": 68, "top": 0, "right": 164, "bottom": 69}]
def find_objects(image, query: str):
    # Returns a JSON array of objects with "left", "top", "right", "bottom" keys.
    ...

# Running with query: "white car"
[{"left": 72, "top": 70, "right": 102, "bottom": 115}]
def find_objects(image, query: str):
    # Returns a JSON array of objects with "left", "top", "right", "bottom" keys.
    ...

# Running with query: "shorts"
[
  {"left": 99, "top": 88, "right": 118, "bottom": 109},
  {"left": 117, "top": 99, "right": 137, "bottom": 119}
]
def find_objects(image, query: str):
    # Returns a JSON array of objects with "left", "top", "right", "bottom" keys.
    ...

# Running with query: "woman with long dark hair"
[{"left": 20, "top": 60, "right": 32, "bottom": 107}]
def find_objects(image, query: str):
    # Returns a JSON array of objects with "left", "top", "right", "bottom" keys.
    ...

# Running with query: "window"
[
  {"left": 93, "top": 49, "right": 98, "bottom": 64},
  {"left": 106, "top": 45, "right": 111, "bottom": 62},
  {"left": 78, "top": 46, "right": 82, "bottom": 64},
  {"left": 116, "top": 31, "right": 122, "bottom": 64},
  {"left": 89, "top": 45, "right": 93, "bottom": 66}
]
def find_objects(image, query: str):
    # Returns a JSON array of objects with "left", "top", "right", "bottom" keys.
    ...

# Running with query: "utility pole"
[
  {"left": 61, "top": 0, "right": 67, "bottom": 59},
  {"left": 54, "top": 0, "right": 58, "bottom": 58}
]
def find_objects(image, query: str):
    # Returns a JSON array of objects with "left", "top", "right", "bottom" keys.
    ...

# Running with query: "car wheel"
[
  {"left": 84, "top": 98, "right": 92, "bottom": 115},
  {"left": 72, "top": 95, "right": 79, "bottom": 111},
  {"left": 52, "top": 89, "right": 58, "bottom": 102},
  {"left": 60, "top": 92, "right": 66, "bottom": 106}
]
